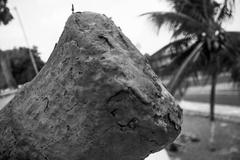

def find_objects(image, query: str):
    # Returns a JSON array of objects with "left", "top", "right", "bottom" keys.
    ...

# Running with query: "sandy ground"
[{"left": 169, "top": 114, "right": 240, "bottom": 160}]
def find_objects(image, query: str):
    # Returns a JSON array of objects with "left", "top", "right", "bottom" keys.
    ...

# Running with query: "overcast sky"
[{"left": 1, "top": 0, "right": 240, "bottom": 61}]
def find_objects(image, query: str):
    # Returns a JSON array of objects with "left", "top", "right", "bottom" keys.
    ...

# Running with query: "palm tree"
[{"left": 142, "top": 0, "right": 238, "bottom": 122}]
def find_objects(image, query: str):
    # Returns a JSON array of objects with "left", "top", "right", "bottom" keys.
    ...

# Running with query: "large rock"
[{"left": 0, "top": 12, "right": 182, "bottom": 160}]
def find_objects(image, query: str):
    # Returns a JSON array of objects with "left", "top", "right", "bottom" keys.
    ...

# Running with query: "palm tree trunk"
[
  {"left": 209, "top": 71, "right": 217, "bottom": 150},
  {"left": 210, "top": 71, "right": 217, "bottom": 121},
  {"left": 0, "top": 52, "right": 17, "bottom": 88}
]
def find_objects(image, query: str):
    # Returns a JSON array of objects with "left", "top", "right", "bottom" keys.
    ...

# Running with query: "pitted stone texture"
[{"left": 0, "top": 12, "right": 182, "bottom": 160}]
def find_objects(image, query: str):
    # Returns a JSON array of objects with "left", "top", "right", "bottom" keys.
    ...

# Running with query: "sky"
[{"left": 1, "top": 0, "right": 240, "bottom": 62}]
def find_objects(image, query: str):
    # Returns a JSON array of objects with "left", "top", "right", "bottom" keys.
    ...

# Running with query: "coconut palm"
[{"left": 142, "top": 0, "right": 239, "bottom": 122}]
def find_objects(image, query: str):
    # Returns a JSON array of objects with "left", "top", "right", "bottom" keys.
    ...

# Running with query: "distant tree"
[
  {"left": 142, "top": 0, "right": 239, "bottom": 122},
  {"left": 0, "top": 0, "right": 16, "bottom": 88},
  {"left": 231, "top": 59, "right": 240, "bottom": 82},
  {"left": 0, "top": 47, "right": 45, "bottom": 89},
  {"left": 0, "top": 0, "right": 13, "bottom": 25},
  {"left": 0, "top": 51, "right": 17, "bottom": 88}
]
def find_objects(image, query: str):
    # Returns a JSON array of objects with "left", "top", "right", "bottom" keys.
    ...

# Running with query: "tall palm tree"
[{"left": 142, "top": 0, "right": 238, "bottom": 122}]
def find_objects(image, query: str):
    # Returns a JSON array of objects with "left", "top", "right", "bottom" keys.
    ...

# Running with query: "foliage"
[
  {"left": 0, "top": 0, "right": 13, "bottom": 25},
  {"left": 143, "top": 0, "right": 239, "bottom": 94},
  {"left": 0, "top": 47, "right": 45, "bottom": 89}
]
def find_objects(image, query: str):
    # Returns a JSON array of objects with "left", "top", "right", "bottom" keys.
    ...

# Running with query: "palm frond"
[
  {"left": 217, "top": 0, "right": 235, "bottom": 23},
  {"left": 141, "top": 11, "right": 206, "bottom": 37},
  {"left": 151, "top": 36, "right": 194, "bottom": 59},
  {"left": 149, "top": 36, "right": 196, "bottom": 76},
  {"left": 167, "top": 42, "right": 203, "bottom": 94},
  {"left": 202, "top": 0, "right": 209, "bottom": 20},
  {"left": 221, "top": 44, "right": 238, "bottom": 62},
  {"left": 156, "top": 41, "right": 200, "bottom": 75},
  {"left": 145, "top": 0, "right": 238, "bottom": 94},
  {"left": 165, "top": 0, "right": 217, "bottom": 22}
]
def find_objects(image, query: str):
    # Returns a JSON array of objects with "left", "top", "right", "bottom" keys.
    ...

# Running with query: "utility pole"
[{"left": 14, "top": 7, "right": 39, "bottom": 75}]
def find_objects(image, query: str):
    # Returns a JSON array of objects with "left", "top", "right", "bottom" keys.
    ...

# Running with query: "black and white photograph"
[{"left": 0, "top": 0, "right": 240, "bottom": 160}]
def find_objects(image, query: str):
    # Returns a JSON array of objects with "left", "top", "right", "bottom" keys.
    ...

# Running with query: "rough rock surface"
[{"left": 0, "top": 12, "right": 182, "bottom": 160}]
